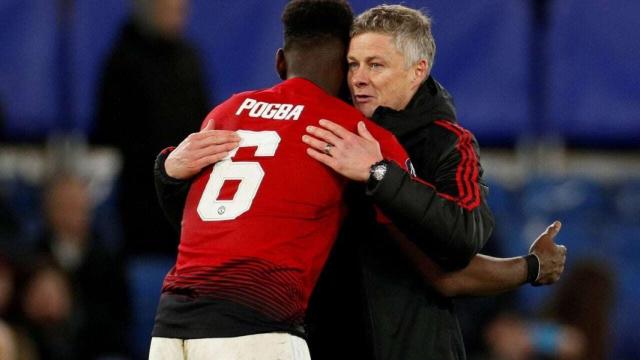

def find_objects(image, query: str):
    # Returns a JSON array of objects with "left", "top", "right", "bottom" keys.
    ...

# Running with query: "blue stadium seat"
[
  {"left": 548, "top": 0, "right": 640, "bottom": 145},
  {"left": 605, "top": 224, "right": 640, "bottom": 268},
  {"left": 485, "top": 179, "right": 520, "bottom": 219},
  {"left": 513, "top": 276, "right": 554, "bottom": 316},
  {"left": 91, "top": 182, "right": 124, "bottom": 254},
  {"left": 613, "top": 179, "right": 640, "bottom": 224},
  {"left": 0, "top": 0, "right": 60, "bottom": 138},
  {"left": 69, "top": 0, "right": 129, "bottom": 134},
  {"left": 414, "top": 0, "right": 533, "bottom": 144},
  {"left": 521, "top": 177, "right": 608, "bottom": 222},
  {"left": 610, "top": 261, "right": 640, "bottom": 359},
  {"left": 127, "top": 256, "right": 174, "bottom": 359},
  {"left": 491, "top": 214, "right": 528, "bottom": 258},
  {"left": 1, "top": 178, "right": 43, "bottom": 249}
]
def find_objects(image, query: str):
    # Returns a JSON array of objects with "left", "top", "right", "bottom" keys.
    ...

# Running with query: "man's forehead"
[{"left": 347, "top": 32, "right": 401, "bottom": 59}]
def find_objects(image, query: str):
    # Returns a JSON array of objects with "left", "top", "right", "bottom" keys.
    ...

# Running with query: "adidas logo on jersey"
[{"left": 235, "top": 98, "right": 304, "bottom": 121}]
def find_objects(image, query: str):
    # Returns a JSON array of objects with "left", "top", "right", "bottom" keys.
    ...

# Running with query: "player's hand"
[
  {"left": 302, "top": 119, "right": 383, "bottom": 181},
  {"left": 165, "top": 119, "right": 240, "bottom": 180},
  {"left": 529, "top": 221, "right": 566, "bottom": 285}
]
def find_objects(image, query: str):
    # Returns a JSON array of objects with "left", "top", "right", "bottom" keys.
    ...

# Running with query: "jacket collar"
[{"left": 371, "top": 76, "right": 457, "bottom": 139}]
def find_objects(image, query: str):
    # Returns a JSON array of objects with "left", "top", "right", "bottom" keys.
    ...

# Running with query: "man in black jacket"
[
  {"left": 301, "top": 5, "right": 563, "bottom": 360},
  {"left": 153, "top": 3, "right": 566, "bottom": 360}
]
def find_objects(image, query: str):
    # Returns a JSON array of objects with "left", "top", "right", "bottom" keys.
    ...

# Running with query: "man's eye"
[
  {"left": 369, "top": 63, "right": 383, "bottom": 69},
  {"left": 348, "top": 62, "right": 359, "bottom": 70}
]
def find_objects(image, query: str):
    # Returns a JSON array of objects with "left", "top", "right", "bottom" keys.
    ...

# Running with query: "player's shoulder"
[
  {"left": 321, "top": 96, "right": 366, "bottom": 122},
  {"left": 228, "top": 89, "right": 265, "bottom": 103},
  {"left": 209, "top": 88, "right": 267, "bottom": 114}
]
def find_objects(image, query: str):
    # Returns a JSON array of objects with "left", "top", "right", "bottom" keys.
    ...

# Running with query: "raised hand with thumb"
[{"left": 529, "top": 221, "right": 566, "bottom": 285}]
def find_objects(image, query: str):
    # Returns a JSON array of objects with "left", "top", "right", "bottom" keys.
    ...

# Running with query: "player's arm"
[
  {"left": 154, "top": 149, "right": 191, "bottom": 230},
  {"left": 390, "top": 221, "right": 566, "bottom": 297},
  {"left": 154, "top": 119, "right": 240, "bottom": 229},
  {"left": 165, "top": 119, "right": 240, "bottom": 180}
]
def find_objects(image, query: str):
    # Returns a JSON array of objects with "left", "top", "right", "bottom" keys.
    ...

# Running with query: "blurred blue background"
[
  {"left": 1, "top": 0, "right": 639, "bottom": 145},
  {"left": 0, "top": 1, "right": 639, "bottom": 359}
]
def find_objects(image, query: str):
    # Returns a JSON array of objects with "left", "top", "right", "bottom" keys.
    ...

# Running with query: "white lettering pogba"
[{"left": 235, "top": 98, "right": 304, "bottom": 120}]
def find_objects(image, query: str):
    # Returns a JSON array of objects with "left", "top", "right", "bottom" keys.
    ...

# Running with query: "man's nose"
[{"left": 350, "top": 66, "right": 368, "bottom": 87}]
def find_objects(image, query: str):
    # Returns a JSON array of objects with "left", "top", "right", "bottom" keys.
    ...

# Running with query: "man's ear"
[
  {"left": 276, "top": 48, "right": 287, "bottom": 80},
  {"left": 413, "top": 59, "right": 429, "bottom": 84}
]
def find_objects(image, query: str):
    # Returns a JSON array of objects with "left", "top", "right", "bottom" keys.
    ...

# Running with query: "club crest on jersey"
[{"left": 235, "top": 98, "right": 304, "bottom": 121}]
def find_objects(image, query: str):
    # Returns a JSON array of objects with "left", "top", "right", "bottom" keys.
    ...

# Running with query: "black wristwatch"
[{"left": 369, "top": 160, "right": 389, "bottom": 182}]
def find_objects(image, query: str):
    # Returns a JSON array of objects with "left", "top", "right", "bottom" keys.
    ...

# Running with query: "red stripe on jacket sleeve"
[{"left": 433, "top": 120, "right": 482, "bottom": 210}]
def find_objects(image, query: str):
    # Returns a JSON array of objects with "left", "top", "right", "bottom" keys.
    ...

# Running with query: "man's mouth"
[{"left": 354, "top": 94, "right": 374, "bottom": 104}]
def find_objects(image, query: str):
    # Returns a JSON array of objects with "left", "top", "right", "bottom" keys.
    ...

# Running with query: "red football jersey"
[{"left": 162, "top": 78, "right": 409, "bottom": 325}]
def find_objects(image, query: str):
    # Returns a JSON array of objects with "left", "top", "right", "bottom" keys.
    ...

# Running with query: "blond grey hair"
[{"left": 351, "top": 4, "right": 436, "bottom": 69}]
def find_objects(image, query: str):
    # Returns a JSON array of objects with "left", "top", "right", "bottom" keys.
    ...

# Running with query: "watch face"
[{"left": 372, "top": 164, "right": 387, "bottom": 181}]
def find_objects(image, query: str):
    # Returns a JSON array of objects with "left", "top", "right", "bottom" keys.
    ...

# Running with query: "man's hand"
[
  {"left": 165, "top": 119, "right": 240, "bottom": 180},
  {"left": 529, "top": 221, "right": 566, "bottom": 284},
  {"left": 302, "top": 119, "right": 383, "bottom": 181}
]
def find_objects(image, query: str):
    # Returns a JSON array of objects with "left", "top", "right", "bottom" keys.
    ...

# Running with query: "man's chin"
[{"left": 355, "top": 104, "right": 376, "bottom": 118}]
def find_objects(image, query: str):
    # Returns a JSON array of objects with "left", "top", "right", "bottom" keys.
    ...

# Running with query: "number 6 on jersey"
[{"left": 197, "top": 130, "right": 281, "bottom": 221}]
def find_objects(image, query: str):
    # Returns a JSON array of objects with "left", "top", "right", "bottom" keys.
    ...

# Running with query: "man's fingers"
[
  {"left": 357, "top": 121, "right": 376, "bottom": 142},
  {"left": 306, "top": 147, "right": 339, "bottom": 169},
  {"left": 197, "top": 129, "right": 240, "bottom": 140},
  {"left": 196, "top": 152, "right": 230, "bottom": 168},
  {"left": 546, "top": 220, "right": 562, "bottom": 236},
  {"left": 202, "top": 118, "right": 215, "bottom": 131},
  {"left": 555, "top": 263, "right": 565, "bottom": 282},
  {"left": 537, "top": 220, "right": 562, "bottom": 246},
  {"left": 193, "top": 130, "right": 241, "bottom": 144},
  {"left": 306, "top": 125, "right": 342, "bottom": 147},
  {"left": 302, "top": 134, "right": 332, "bottom": 153},
  {"left": 558, "top": 244, "right": 567, "bottom": 255},
  {"left": 319, "top": 119, "right": 352, "bottom": 139},
  {"left": 194, "top": 142, "right": 238, "bottom": 158}
]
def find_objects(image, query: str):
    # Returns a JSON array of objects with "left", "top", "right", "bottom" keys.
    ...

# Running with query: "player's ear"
[{"left": 276, "top": 48, "right": 287, "bottom": 80}]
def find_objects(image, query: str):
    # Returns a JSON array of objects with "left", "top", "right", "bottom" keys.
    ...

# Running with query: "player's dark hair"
[{"left": 282, "top": 0, "right": 353, "bottom": 50}]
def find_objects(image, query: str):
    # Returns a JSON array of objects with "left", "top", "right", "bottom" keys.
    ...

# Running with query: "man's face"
[{"left": 347, "top": 32, "right": 421, "bottom": 118}]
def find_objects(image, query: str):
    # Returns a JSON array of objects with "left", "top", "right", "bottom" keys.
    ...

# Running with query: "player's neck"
[
  {"left": 286, "top": 70, "right": 340, "bottom": 96},
  {"left": 285, "top": 44, "right": 344, "bottom": 96}
]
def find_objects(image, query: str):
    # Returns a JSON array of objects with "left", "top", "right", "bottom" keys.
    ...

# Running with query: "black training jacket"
[
  {"left": 367, "top": 76, "right": 494, "bottom": 272},
  {"left": 308, "top": 77, "right": 494, "bottom": 360}
]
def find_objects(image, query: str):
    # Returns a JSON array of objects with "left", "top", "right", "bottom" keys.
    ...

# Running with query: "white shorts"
[{"left": 148, "top": 332, "right": 311, "bottom": 360}]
